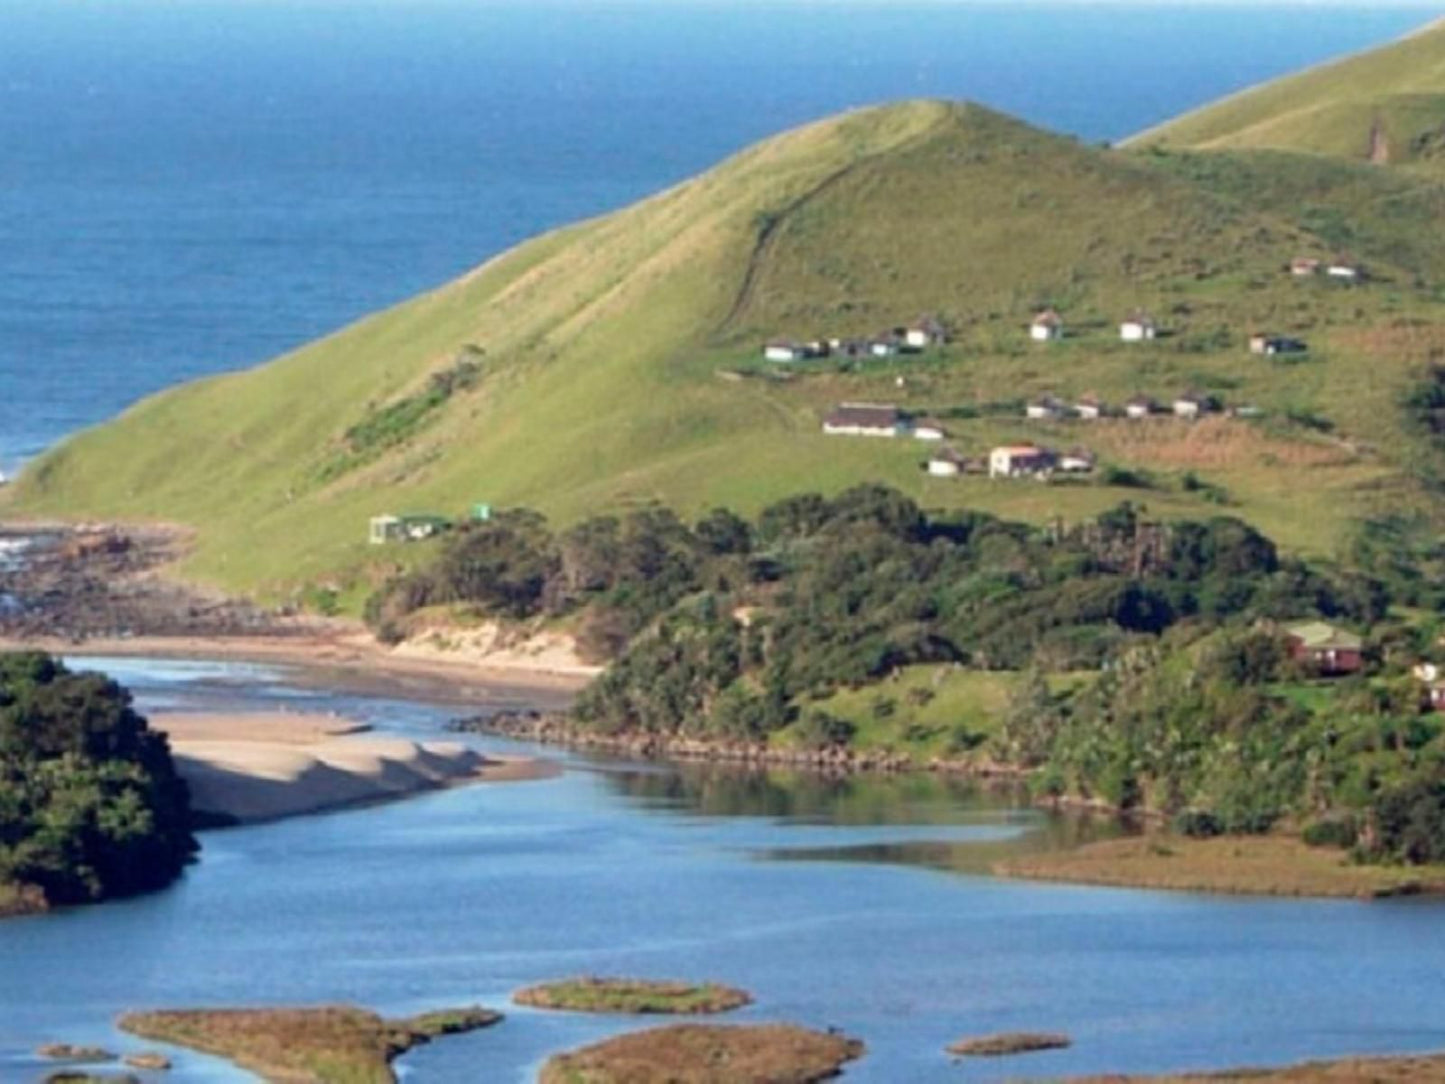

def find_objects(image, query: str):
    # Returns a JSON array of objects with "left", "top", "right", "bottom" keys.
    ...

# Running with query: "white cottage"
[
  {"left": 1173, "top": 392, "right": 1210, "bottom": 419},
  {"left": 927, "top": 447, "right": 970, "bottom": 477},
  {"left": 912, "top": 417, "right": 947, "bottom": 441},
  {"left": 1124, "top": 395, "right": 1156, "bottom": 420},
  {"left": 1120, "top": 313, "right": 1157, "bottom": 342},
  {"left": 904, "top": 316, "right": 947, "bottom": 350},
  {"left": 989, "top": 444, "right": 1055, "bottom": 478},
  {"left": 1030, "top": 309, "right": 1063, "bottom": 342},
  {"left": 1026, "top": 395, "right": 1067, "bottom": 421},
  {"left": 764, "top": 340, "right": 807, "bottom": 362}
]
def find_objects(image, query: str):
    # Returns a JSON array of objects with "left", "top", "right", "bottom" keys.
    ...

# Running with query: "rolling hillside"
[
  {"left": 9, "top": 96, "right": 1445, "bottom": 605},
  {"left": 1130, "top": 17, "right": 1445, "bottom": 164}
]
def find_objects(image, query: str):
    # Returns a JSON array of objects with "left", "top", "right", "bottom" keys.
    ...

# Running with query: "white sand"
[{"left": 152, "top": 713, "right": 555, "bottom": 824}]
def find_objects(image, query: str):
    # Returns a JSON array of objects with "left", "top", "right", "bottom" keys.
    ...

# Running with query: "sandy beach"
[
  {"left": 152, "top": 712, "right": 558, "bottom": 825},
  {"left": 0, "top": 629, "right": 594, "bottom": 709}
]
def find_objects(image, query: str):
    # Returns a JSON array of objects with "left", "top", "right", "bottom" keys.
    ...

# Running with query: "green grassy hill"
[
  {"left": 1129, "top": 18, "right": 1445, "bottom": 164},
  {"left": 10, "top": 97, "right": 1445, "bottom": 605}
]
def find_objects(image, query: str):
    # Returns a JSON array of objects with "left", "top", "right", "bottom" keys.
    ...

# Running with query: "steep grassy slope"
[
  {"left": 1130, "top": 18, "right": 1445, "bottom": 164},
  {"left": 8, "top": 99, "right": 1445, "bottom": 602}
]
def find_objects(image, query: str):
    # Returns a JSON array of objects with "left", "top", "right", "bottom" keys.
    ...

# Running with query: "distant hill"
[
  {"left": 10, "top": 95, "right": 1445, "bottom": 605},
  {"left": 1130, "top": 18, "right": 1445, "bottom": 164}
]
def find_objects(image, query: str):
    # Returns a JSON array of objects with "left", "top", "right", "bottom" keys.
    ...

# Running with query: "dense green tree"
[{"left": 0, "top": 653, "right": 196, "bottom": 905}]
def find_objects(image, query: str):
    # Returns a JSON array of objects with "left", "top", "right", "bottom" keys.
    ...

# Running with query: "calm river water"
[{"left": 2, "top": 657, "right": 1444, "bottom": 1083}]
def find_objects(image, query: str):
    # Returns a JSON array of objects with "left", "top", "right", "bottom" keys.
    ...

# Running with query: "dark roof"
[
  {"left": 825, "top": 403, "right": 901, "bottom": 429},
  {"left": 930, "top": 445, "right": 970, "bottom": 464}
]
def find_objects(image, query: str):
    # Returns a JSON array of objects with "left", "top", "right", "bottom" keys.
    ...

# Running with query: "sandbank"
[{"left": 152, "top": 712, "right": 558, "bottom": 825}]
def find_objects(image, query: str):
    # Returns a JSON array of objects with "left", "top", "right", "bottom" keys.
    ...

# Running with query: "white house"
[
  {"left": 1290, "top": 257, "right": 1321, "bottom": 277},
  {"left": 1327, "top": 262, "right": 1361, "bottom": 282},
  {"left": 927, "top": 447, "right": 969, "bottom": 477},
  {"left": 1124, "top": 395, "right": 1156, "bottom": 420},
  {"left": 912, "top": 417, "right": 947, "bottom": 441},
  {"left": 1030, "top": 309, "right": 1063, "bottom": 342},
  {"left": 1120, "top": 313, "right": 1157, "bottom": 342},
  {"left": 1075, "top": 394, "right": 1104, "bottom": 420},
  {"left": 369, "top": 515, "right": 403, "bottom": 545},
  {"left": 823, "top": 402, "right": 903, "bottom": 437},
  {"left": 1173, "top": 392, "right": 1210, "bottom": 419},
  {"left": 989, "top": 444, "right": 1055, "bottom": 478},
  {"left": 1026, "top": 395, "right": 1067, "bottom": 421},
  {"left": 764, "top": 340, "right": 807, "bottom": 362},
  {"left": 905, "top": 316, "right": 947, "bottom": 350},
  {"left": 1057, "top": 448, "right": 1096, "bottom": 473},
  {"left": 869, "top": 338, "right": 901, "bottom": 358}
]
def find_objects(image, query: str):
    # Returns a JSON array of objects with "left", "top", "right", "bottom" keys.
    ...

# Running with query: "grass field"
[
  {"left": 1128, "top": 17, "right": 1445, "bottom": 163},
  {"left": 11, "top": 89, "right": 1445, "bottom": 607},
  {"left": 785, "top": 666, "right": 1091, "bottom": 762}
]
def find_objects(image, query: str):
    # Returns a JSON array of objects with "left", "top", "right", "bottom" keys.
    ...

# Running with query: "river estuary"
[{"left": 2, "top": 656, "right": 1444, "bottom": 1083}]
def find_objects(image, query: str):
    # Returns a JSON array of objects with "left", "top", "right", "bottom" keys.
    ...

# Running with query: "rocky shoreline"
[{"left": 0, "top": 524, "right": 308, "bottom": 643}]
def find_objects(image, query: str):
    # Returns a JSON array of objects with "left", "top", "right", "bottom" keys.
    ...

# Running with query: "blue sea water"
[{"left": 0, "top": 1, "right": 1434, "bottom": 476}]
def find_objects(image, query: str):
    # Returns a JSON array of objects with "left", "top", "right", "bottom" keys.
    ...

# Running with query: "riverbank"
[
  {"left": 1072, "top": 1050, "right": 1445, "bottom": 1081},
  {"left": 997, "top": 834, "right": 1445, "bottom": 899},
  {"left": 152, "top": 712, "right": 558, "bottom": 825},
  {"left": 464, "top": 710, "right": 1024, "bottom": 776},
  {"left": 471, "top": 714, "right": 1445, "bottom": 900}
]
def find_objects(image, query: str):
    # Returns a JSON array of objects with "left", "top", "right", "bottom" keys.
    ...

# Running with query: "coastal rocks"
[
  {"left": 1, "top": 881, "right": 49, "bottom": 918},
  {"left": 948, "top": 1031, "right": 1072, "bottom": 1056},
  {"left": 538, "top": 1023, "right": 865, "bottom": 1084},
  {"left": 515, "top": 977, "right": 752, "bottom": 1015},
  {"left": 0, "top": 525, "right": 309, "bottom": 644}
]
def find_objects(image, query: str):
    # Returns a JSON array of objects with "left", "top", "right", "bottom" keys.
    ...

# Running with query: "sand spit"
[{"left": 153, "top": 713, "right": 557, "bottom": 824}]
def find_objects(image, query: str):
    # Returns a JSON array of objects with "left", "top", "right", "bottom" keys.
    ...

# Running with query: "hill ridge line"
[{"left": 719, "top": 112, "right": 952, "bottom": 335}]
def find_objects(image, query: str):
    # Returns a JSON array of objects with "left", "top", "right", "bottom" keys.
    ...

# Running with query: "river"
[{"left": 2, "top": 656, "right": 1444, "bottom": 1083}]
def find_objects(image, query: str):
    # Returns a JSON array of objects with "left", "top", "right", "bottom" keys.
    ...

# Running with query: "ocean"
[{"left": 0, "top": 1, "right": 1433, "bottom": 476}]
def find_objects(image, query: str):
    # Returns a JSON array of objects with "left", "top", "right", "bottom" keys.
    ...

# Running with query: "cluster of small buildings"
[
  {"left": 926, "top": 443, "right": 1095, "bottom": 480},
  {"left": 764, "top": 316, "right": 947, "bottom": 363},
  {"left": 1029, "top": 309, "right": 1158, "bottom": 343},
  {"left": 1023, "top": 391, "right": 1234, "bottom": 422}
]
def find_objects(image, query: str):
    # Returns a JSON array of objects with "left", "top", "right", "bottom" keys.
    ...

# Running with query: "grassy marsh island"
[
  {"left": 538, "top": 1023, "right": 864, "bottom": 1084},
  {"left": 117, "top": 1005, "right": 500, "bottom": 1084},
  {"left": 514, "top": 977, "right": 752, "bottom": 1015},
  {"left": 36, "top": 1044, "right": 116, "bottom": 1063},
  {"left": 996, "top": 835, "right": 1445, "bottom": 898},
  {"left": 948, "top": 1031, "right": 1072, "bottom": 1057}
]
